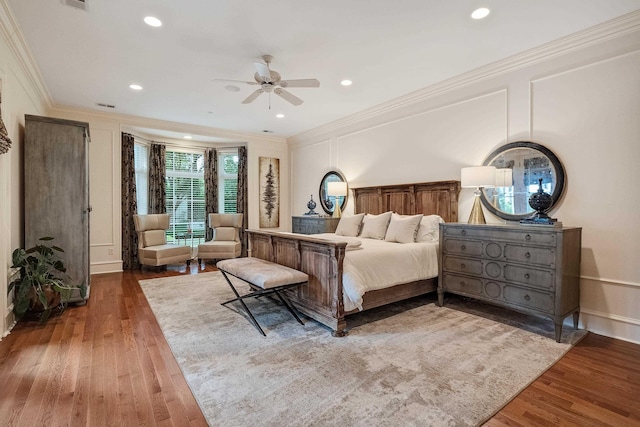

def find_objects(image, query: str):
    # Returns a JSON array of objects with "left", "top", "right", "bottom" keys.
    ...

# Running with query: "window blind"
[{"left": 218, "top": 150, "right": 239, "bottom": 213}]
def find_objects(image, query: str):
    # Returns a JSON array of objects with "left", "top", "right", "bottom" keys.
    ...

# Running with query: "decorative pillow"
[
  {"left": 416, "top": 215, "right": 445, "bottom": 242},
  {"left": 214, "top": 226, "right": 237, "bottom": 241},
  {"left": 335, "top": 213, "right": 365, "bottom": 237},
  {"left": 143, "top": 230, "right": 166, "bottom": 247},
  {"left": 360, "top": 211, "right": 393, "bottom": 240},
  {"left": 385, "top": 213, "right": 423, "bottom": 243}
]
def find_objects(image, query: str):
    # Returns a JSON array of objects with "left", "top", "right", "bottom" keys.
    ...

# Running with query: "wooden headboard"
[{"left": 352, "top": 180, "right": 461, "bottom": 223}]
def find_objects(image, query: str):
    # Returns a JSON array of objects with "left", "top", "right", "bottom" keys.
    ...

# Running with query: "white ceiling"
[{"left": 7, "top": 0, "right": 640, "bottom": 139}]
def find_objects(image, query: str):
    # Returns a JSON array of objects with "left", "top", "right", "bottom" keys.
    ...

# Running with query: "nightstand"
[{"left": 292, "top": 216, "right": 340, "bottom": 234}]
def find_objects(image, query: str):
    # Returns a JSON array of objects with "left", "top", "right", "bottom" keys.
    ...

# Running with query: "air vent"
[
  {"left": 96, "top": 102, "right": 115, "bottom": 109},
  {"left": 64, "top": 0, "right": 86, "bottom": 10}
]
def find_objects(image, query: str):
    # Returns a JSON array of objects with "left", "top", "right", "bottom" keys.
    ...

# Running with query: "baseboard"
[
  {"left": 90, "top": 261, "right": 123, "bottom": 275},
  {"left": 580, "top": 309, "right": 640, "bottom": 345}
]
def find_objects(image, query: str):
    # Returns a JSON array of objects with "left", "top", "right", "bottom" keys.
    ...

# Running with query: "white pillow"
[
  {"left": 385, "top": 213, "right": 423, "bottom": 243},
  {"left": 335, "top": 213, "right": 365, "bottom": 237},
  {"left": 360, "top": 211, "right": 393, "bottom": 240},
  {"left": 416, "top": 215, "right": 445, "bottom": 242}
]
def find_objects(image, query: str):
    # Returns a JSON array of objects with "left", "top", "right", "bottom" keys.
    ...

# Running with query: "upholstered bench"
[{"left": 216, "top": 257, "right": 308, "bottom": 336}]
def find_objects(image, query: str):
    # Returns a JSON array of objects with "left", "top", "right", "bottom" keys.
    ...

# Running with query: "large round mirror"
[
  {"left": 480, "top": 141, "right": 566, "bottom": 221},
  {"left": 319, "top": 171, "right": 348, "bottom": 215}
]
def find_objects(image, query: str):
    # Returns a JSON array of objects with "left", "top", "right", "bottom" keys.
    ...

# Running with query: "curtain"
[
  {"left": 237, "top": 146, "right": 248, "bottom": 257},
  {"left": 204, "top": 148, "right": 218, "bottom": 241},
  {"left": 148, "top": 143, "right": 166, "bottom": 214},
  {"left": 121, "top": 133, "right": 139, "bottom": 270},
  {"left": 0, "top": 97, "right": 12, "bottom": 155}
]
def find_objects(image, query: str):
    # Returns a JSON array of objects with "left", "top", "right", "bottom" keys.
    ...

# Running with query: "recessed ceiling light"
[
  {"left": 184, "top": 135, "right": 192, "bottom": 139},
  {"left": 129, "top": 84, "right": 143, "bottom": 90},
  {"left": 276, "top": 113, "right": 285, "bottom": 119},
  {"left": 340, "top": 79, "right": 353, "bottom": 86},
  {"left": 225, "top": 85, "right": 240, "bottom": 92},
  {"left": 144, "top": 16, "right": 162, "bottom": 27},
  {"left": 471, "top": 7, "right": 490, "bottom": 20}
]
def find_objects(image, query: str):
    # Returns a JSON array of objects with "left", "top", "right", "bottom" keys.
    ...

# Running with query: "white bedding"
[{"left": 312, "top": 233, "right": 439, "bottom": 312}]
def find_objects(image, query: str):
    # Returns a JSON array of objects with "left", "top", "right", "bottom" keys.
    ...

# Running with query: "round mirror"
[
  {"left": 480, "top": 141, "right": 566, "bottom": 221},
  {"left": 319, "top": 171, "right": 348, "bottom": 215}
]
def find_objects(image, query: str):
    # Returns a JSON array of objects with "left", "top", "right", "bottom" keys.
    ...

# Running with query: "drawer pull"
[
  {"left": 524, "top": 273, "right": 530, "bottom": 280},
  {"left": 461, "top": 230, "right": 467, "bottom": 235},
  {"left": 525, "top": 252, "right": 531, "bottom": 258},
  {"left": 525, "top": 234, "right": 531, "bottom": 241},
  {"left": 524, "top": 294, "right": 531, "bottom": 301},
  {"left": 461, "top": 263, "right": 466, "bottom": 269},
  {"left": 461, "top": 245, "right": 466, "bottom": 251},
  {"left": 460, "top": 281, "right": 466, "bottom": 287}
]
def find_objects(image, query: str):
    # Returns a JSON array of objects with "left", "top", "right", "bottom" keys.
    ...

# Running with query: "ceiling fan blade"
[
  {"left": 274, "top": 88, "right": 303, "bottom": 106},
  {"left": 213, "top": 78, "right": 258, "bottom": 85},
  {"left": 253, "top": 61, "right": 271, "bottom": 82},
  {"left": 241, "top": 89, "right": 264, "bottom": 104},
  {"left": 279, "top": 79, "right": 320, "bottom": 88}
]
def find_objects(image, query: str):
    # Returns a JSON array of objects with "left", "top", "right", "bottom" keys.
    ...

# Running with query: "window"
[
  {"left": 165, "top": 150, "right": 205, "bottom": 243},
  {"left": 134, "top": 143, "right": 148, "bottom": 214},
  {"left": 218, "top": 149, "right": 239, "bottom": 213}
]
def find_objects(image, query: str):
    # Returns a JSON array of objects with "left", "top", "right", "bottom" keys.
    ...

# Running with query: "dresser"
[
  {"left": 438, "top": 223, "right": 581, "bottom": 342},
  {"left": 292, "top": 216, "right": 340, "bottom": 234}
]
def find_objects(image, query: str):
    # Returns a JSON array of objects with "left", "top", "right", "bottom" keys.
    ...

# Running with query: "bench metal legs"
[{"left": 219, "top": 270, "right": 305, "bottom": 336}]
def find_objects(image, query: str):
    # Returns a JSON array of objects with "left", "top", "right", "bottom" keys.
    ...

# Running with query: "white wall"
[{"left": 289, "top": 13, "right": 640, "bottom": 344}]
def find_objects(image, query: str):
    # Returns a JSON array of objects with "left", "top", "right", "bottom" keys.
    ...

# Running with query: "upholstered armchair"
[
  {"left": 197, "top": 213, "right": 243, "bottom": 266},
  {"left": 133, "top": 214, "right": 191, "bottom": 267}
]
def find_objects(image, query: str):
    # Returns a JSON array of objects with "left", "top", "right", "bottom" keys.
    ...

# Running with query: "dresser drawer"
[
  {"left": 503, "top": 285, "right": 554, "bottom": 314},
  {"left": 443, "top": 239, "right": 483, "bottom": 257},
  {"left": 443, "top": 256, "right": 483, "bottom": 275},
  {"left": 504, "top": 244, "right": 555, "bottom": 267},
  {"left": 442, "top": 273, "right": 483, "bottom": 296},
  {"left": 292, "top": 216, "right": 339, "bottom": 234},
  {"left": 503, "top": 265, "right": 554, "bottom": 289},
  {"left": 444, "top": 226, "right": 557, "bottom": 247}
]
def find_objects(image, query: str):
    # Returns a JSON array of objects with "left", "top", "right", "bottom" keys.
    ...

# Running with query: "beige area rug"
[{"left": 139, "top": 272, "right": 586, "bottom": 427}]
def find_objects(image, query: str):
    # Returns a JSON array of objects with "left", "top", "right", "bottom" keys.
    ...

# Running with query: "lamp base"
[
  {"left": 467, "top": 194, "right": 486, "bottom": 224},
  {"left": 332, "top": 203, "right": 342, "bottom": 218}
]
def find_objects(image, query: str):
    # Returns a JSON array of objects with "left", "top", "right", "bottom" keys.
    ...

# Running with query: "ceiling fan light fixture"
[
  {"left": 471, "top": 7, "right": 490, "bottom": 20},
  {"left": 144, "top": 16, "right": 162, "bottom": 27}
]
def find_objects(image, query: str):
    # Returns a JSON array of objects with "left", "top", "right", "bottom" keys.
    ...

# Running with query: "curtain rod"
[{"left": 128, "top": 133, "right": 245, "bottom": 151}]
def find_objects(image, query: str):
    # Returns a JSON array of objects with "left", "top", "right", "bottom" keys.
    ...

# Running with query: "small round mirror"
[
  {"left": 319, "top": 171, "right": 347, "bottom": 215},
  {"left": 480, "top": 141, "right": 566, "bottom": 221}
]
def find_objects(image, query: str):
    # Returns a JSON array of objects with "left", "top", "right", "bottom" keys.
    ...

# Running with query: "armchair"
[
  {"left": 133, "top": 214, "right": 191, "bottom": 267},
  {"left": 197, "top": 213, "right": 243, "bottom": 266}
]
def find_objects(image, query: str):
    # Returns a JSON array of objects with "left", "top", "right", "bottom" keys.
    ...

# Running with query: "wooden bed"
[{"left": 247, "top": 180, "right": 461, "bottom": 336}]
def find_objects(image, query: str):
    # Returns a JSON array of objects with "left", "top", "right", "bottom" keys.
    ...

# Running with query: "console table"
[
  {"left": 292, "top": 216, "right": 340, "bottom": 234},
  {"left": 438, "top": 222, "right": 581, "bottom": 342}
]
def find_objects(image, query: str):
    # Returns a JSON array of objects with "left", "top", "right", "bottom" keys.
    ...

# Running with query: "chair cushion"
[
  {"left": 214, "top": 226, "right": 238, "bottom": 241},
  {"left": 142, "top": 229, "right": 167, "bottom": 247},
  {"left": 141, "top": 244, "right": 190, "bottom": 260},
  {"left": 217, "top": 257, "right": 308, "bottom": 289},
  {"left": 198, "top": 241, "right": 241, "bottom": 258}
]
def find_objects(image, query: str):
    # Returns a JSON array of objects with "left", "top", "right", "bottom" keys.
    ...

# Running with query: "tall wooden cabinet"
[
  {"left": 24, "top": 115, "right": 91, "bottom": 302},
  {"left": 438, "top": 222, "right": 581, "bottom": 342}
]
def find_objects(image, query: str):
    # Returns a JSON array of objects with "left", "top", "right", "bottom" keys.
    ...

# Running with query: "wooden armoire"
[{"left": 24, "top": 115, "right": 91, "bottom": 302}]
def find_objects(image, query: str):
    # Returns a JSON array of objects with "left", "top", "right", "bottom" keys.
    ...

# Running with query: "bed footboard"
[{"left": 247, "top": 230, "right": 349, "bottom": 336}]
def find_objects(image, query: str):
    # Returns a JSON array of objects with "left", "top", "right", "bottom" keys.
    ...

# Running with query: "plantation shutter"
[{"left": 165, "top": 150, "right": 206, "bottom": 242}]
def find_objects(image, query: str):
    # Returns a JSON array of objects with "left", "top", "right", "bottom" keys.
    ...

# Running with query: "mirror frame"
[
  {"left": 480, "top": 141, "right": 566, "bottom": 221},
  {"left": 319, "top": 171, "right": 348, "bottom": 215}
]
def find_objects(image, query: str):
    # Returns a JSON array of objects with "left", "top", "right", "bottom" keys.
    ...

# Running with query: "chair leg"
[
  {"left": 187, "top": 259, "right": 191, "bottom": 267},
  {"left": 219, "top": 271, "right": 266, "bottom": 336}
]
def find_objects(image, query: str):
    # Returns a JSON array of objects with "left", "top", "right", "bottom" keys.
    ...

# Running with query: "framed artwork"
[{"left": 259, "top": 157, "right": 280, "bottom": 228}]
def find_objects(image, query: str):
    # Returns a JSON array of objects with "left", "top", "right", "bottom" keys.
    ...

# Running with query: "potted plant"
[{"left": 8, "top": 237, "right": 85, "bottom": 323}]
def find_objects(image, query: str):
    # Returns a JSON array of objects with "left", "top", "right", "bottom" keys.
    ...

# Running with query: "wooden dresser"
[
  {"left": 438, "top": 222, "right": 582, "bottom": 342},
  {"left": 292, "top": 216, "right": 340, "bottom": 234}
]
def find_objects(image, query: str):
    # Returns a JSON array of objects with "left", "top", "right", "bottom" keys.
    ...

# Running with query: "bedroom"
[{"left": 0, "top": 1, "right": 639, "bottom": 425}]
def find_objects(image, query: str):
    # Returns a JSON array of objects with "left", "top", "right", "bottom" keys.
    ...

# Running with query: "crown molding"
[
  {"left": 0, "top": 0, "right": 53, "bottom": 109},
  {"left": 288, "top": 10, "right": 640, "bottom": 145}
]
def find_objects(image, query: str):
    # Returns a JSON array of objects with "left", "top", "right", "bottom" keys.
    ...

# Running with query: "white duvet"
[{"left": 312, "top": 233, "right": 439, "bottom": 312}]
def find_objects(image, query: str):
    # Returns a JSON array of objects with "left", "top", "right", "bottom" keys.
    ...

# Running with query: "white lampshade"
[
  {"left": 461, "top": 166, "right": 496, "bottom": 188},
  {"left": 495, "top": 168, "right": 513, "bottom": 188},
  {"left": 327, "top": 181, "right": 348, "bottom": 197}
]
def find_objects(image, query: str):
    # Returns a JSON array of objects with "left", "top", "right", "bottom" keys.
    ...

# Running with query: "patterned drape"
[
  {"left": 121, "top": 133, "right": 139, "bottom": 270},
  {"left": 237, "top": 146, "right": 248, "bottom": 257},
  {"left": 0, "top": 98, "right": 12, "bottom": 155},
  {"left": 204, "top": 148, "right": 218, "bottom": 241},
  {"left": 148, "top": 143, "right": 166, "bottom": 214}
]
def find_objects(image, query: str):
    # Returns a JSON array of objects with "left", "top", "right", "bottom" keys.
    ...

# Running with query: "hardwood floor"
[{"left": 1, "top": 265, "right": 639, "bottom": 426}]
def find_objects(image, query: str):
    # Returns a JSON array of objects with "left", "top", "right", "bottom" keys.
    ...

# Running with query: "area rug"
[{"left": 139, "top": 272, "right": 586, "bottom": 427}]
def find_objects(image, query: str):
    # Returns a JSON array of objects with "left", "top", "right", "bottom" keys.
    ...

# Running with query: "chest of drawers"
[
  {"left": 437, "top": 223, "right": 582, "bottom": 342},
  {"left": 292, "top": 216, "right": 340, "bottom": 235}
]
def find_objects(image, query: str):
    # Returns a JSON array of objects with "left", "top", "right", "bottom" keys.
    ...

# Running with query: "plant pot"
[{"left": 28, "top": 284, "right": 61, "bottom": 312}]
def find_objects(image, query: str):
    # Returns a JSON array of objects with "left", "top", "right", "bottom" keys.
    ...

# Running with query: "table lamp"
[
  {"left": 461, "top": 166, "right": 496, "bottom": 224},
  {"left": 327, "top": 181, "right": 348, "bottom": 218}
]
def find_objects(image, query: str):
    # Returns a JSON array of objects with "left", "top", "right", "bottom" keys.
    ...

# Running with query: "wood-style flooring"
[{"left": 0, "top": 264, "right": 638, "bottom": 426}]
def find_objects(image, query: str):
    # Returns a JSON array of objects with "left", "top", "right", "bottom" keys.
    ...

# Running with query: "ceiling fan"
[{"left": 216, "top": 55, "right": 320, "bottom": 107}]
